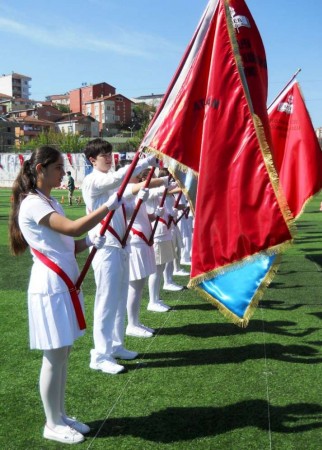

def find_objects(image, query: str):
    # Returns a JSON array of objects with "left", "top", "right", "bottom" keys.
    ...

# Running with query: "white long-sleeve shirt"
[{"left": 82, "top": 167, "right": 136, "bottom": 248}]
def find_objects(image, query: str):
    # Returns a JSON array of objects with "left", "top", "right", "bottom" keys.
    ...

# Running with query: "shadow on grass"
[
  {"left": 269, "top": 282, "right": 304, "bottom": 289},
  {"left": 159, "top": 320, "right": 319, "bottom": 339},
  {"left": 138, "top": 343, "right": 322, "bottom": 366},
  {"left": 308, "top": 312, "right": 322, "bottom": 321},
  {"left": 306, "top": 254, "right": 322, "bottom": 268},
  {"left": 88, "top": 401, "right": 322, "bottom": 443},
  {"left": 171, "top": 302, "right": 215, "bottom": 311},
  {"left": 260, "top": 300, "right": 303, "bottom": 310}
]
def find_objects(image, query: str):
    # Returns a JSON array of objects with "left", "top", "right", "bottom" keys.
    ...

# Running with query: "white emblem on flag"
[
  {"left": 230, "top": 7, "right": 250, "bottom": 32},
  {"left": 277, "top": 95, "right": 294, "bottom": 114}
]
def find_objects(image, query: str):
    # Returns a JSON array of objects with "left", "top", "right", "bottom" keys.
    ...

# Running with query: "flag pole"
[
  {"left": 167, "top": 190, "right": 183, "bottom": 228},
  {"left": 267, "top": 68, "right": 301, "bottom": 110},
  {"left": 75, "top": 151, "right": 141, "bottom": 290},
  {"left": 121, "top": 165, "right": 156, "bottom": 247},
  {"left": 175, "top": 206, "right": 190, "bottom": 225}
]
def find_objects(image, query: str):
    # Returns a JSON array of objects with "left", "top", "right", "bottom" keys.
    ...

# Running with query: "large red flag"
[
  {"left": 268, "top": 79, "right": 322, "bottom": 218},
  {"left": 140, "top": 0, "right": 294, "bottom": 325}
]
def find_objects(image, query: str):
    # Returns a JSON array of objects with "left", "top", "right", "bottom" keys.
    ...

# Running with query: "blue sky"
[{"left": 0, "top": 0, "right": 321, "bottom": 127}]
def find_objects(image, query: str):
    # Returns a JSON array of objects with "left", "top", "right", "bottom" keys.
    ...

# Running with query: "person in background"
[
  {"left": 140, "top": 169, "right": 179, "bottom": 312},
  {"left": 178, "top": 194, "right": 193, "bottom": 266},
  {"left": 152, "top": 167, "right": 186, "bottom": 291},
  {"left": 126, "top": 171, "right": 168, "bottom": 337},
  {"left": 66, "top": 171, "right": 75, "bottom": 206},
  {"left": 8, "top": 145, "right": 121, "bottom": 445}
]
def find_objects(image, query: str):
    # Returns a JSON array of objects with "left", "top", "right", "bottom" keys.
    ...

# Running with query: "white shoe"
[
  {"left": 126, "top": 325, "right": 153, "bottom": 338},
  {"left": 147, "top": 302, "right": 170, "bottom": 312},
  {"left": 112, "top": 347, "right": 138, "bottom": 360},
  {"left": 90, "top": 357, "right": 125, "bottom": 374},
  {"left": 158, "top": 300, "right": 171, "bottom": 309},
  {"left": 43, "top": 424, "right": 84, "bottom": 444},
  {"left": 173, "top": 269, "right": 189, "bottom": 276},
  {"left": 139, "top": 323, "right": 155, "bottom": 333},
  {"left": 64, "top": 416, "right": 90, "bottom": 434},
  {"left": 163, "top": 282, "right": 183, "bottom": 291},
  {"left": 180, "top": 260, "right": 191, "bottom": 266}
]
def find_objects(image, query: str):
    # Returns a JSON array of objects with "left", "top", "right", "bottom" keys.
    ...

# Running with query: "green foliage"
[
  {"left": 132, "top": 103, "right": 156, "bottom": 131},
  {"left": 18, "top": 130, "right": 89, "bottom": 153},
  {"left": 0, "top": 190, "right": 322, "bottom": 449},
  {"left": 55, "top": 103, "right": 71, "bottom": 113}
]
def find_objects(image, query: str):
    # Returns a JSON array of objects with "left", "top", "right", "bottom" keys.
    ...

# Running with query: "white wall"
[{"left": 0, "top": 153, "right": 91, "bottom": 188}]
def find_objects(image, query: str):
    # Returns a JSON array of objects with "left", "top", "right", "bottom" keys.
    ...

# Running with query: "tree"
[
  {"left": 17, "top": 130, "right": 89, "bottom": 153},
  {"left": 131, "top": 103, "right": 156, "bottom": 132},
  {"left": 55, "top": 104, "right": 71, "bottom": 113}
]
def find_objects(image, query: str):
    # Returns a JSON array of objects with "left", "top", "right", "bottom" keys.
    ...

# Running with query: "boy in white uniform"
[{"left": 82, "top": 139, "right": 157, "bottom": 374}]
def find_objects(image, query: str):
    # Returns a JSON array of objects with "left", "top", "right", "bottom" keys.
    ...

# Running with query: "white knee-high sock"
[
  {"left": 127, "top": 279, "right": 146, "bottom": 327},
  {"left": 149, "top": 263, "right": 165, "bottom": 304},
  {"left": 60, "top": 346, "right": 72, "bottom": 421},
  {"left": 163, "top": 261, "right": 174, "bottom": 285},
  {"left": 39, "top": 346, "right": 69, "bottom": 428},
  {"left": 173, "top": 258, "right": 180, "bottom": 272}
]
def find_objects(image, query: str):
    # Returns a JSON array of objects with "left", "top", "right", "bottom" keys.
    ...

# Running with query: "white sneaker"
[
  {"left": 173, "top": 269, "right": 189, "bottom": 276},
  {"left": 43, "top": 424, "right": 84, "bottom": 444},
  {"left": 139, "top": 323, "right": 155, "bottom": 333},
  {"left": 126, "top": 325, "right": 153, "bottom": 338},
  {"left": 90, "top": 358, "right": 125, "bottom": 374},
  {"left": 147, "top": 302, "right": 170, "bottom": 312},
  {"left": 112, "top": 347, "right": 138, "bottom": 360},
  {"left": 158, "top": 300, "right": 171, "bottom": 309},
  {"left": 180, "top": 260, "right": 191, "bottom": 266},
  {"left": 163, "top": 282, "right": 184, "bottom": 291},
  {"left": 64, "top": 416, "right": 90, "bottom": 434}
]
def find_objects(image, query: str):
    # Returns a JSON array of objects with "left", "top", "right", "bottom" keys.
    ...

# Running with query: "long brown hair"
[{"left": 9, "top": 146, "right": 62, "bottom": 255}]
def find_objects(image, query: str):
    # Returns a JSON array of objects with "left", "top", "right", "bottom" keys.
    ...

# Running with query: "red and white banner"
[
  {"left": 268, "top": 79, "right": 322, "bottom": 218},
  {"left": 139, "top": 0, "right": 294, "bottom": 325}
]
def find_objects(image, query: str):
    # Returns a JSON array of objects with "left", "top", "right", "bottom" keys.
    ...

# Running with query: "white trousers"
[
  {"left": 179, "top": 217, "right": 193, "bottom": 263},
  {"left": 91, "top": 246, "right": 129, "bottom": 363}
]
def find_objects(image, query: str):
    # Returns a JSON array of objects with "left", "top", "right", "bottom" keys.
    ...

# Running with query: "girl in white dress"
[
  {"left": 126, "top": 173, "right": 168, "bottom": 337},
  {"left": 9, "top": 146, "right": 121, "bottom": 445}
]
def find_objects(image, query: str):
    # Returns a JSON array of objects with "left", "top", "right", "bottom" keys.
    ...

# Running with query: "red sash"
[
  {"left": 99, "top": 204, "right": 127, "bottom": 245},
  {"left": 131, "top": 227, "right": 153, "bottom": 246},
  {"left": 158, "top": 217, "right": 168, "bottom": 226},
  {"left": 31, "top": 248, "right": 86, "bottom": 330}
]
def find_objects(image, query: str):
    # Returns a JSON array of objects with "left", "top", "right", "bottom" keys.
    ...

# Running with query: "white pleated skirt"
[
  {"left": 28, "top": 291, "right": 85, "bottom": 350},
  {"left": 154, "top": 240, "right": 175, "bottom": 265},
  {"left": 129, "top": 244, "right": 156, "bottom": 281}
]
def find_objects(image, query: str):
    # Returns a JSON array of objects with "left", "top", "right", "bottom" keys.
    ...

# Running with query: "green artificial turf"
[{"left": 0, "top": 189, "right": 321, "bottom": 449}]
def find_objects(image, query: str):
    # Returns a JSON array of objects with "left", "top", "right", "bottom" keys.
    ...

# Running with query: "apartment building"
[
  {"left": 0, "top": 72, "right": 31, "bottom": 99},
  {"left": 55, "top": 113, "right": 99, "bottom": 137},
  {"left": 70, "top": 82, "right": 116, "bottom": 115},
  {"left": 5, "top": 105, "right": 63, "bottom": 148},
  {"left": 84, "top": 93, "right": 134, "bottom": 134},
  {"left": 131, "top": 93, "right": 164, "bottom": 108},
  {"left": 46, "top": 94, "right": 70, "bottom": 108},
  {"left": 0, "top": 117, "right": 17, "bottom": 151}
]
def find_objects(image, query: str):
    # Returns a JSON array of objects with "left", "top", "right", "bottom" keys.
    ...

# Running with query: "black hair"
[
  {"left": 84, "top": 138, "right": 113, "bottom": 166},
  {"left": 9, "top": 146, "right": 61, "bottom": 255}
]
